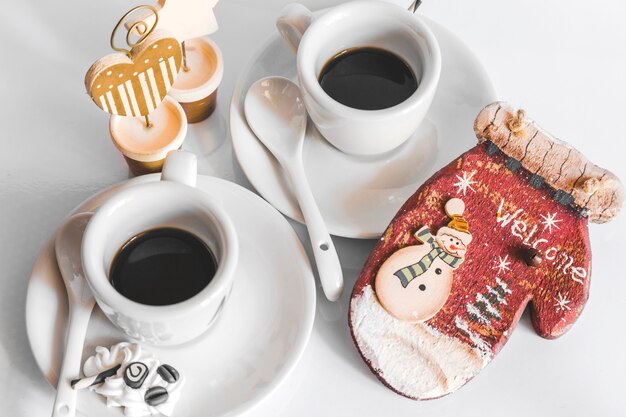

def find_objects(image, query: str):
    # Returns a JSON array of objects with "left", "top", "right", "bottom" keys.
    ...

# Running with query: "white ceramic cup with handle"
[
  {"left": 276, "top": 0, "right": 441, "bottom": 156},
  {"left": 81, "top": 150, "right": 238, "bottom": 346}
]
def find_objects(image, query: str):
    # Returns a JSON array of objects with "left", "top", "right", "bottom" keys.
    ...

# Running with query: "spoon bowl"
[{"left": 244, "top": 76, "right": 308, "bottom": 160}]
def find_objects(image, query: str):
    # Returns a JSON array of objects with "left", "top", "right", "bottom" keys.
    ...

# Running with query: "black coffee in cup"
[
  {"left": 110, "top": 228, "right": 217, "bottom": 306},
  {"left": 318, "top": 47, "right": 418, "bottom": 111}
]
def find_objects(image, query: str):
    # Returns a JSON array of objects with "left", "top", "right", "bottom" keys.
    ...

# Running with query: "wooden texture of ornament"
[
  {"left": 474, "top": 101, "right": 624, "bottom": 223},
  {"left": 126, "top": 0, "right": 219, "bottom": 42},
  {"left": 85, "top": 30, "right": 182, "bottom": 117},
  {"left": 349, "top": 103, "right": 623, "bottom": 400}
]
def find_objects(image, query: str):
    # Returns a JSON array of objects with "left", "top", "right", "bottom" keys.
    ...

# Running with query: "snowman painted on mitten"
[{"left": 375, "top": 198, "right": 472, "bottom": 322}]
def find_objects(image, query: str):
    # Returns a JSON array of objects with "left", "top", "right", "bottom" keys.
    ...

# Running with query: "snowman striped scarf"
[{"left": 394, "top": 228, "right": 461, "bottom": 288}]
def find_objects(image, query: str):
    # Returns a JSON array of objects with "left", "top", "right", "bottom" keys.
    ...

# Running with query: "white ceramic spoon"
[
  {"left": 52, "top": 212, "right": 95, "bottom": 417},
  {"left": 244, "top": 76, "right": 343, "bottom": 301}
]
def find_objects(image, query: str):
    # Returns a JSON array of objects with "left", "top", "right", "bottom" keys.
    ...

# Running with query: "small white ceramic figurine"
[{"left": 72, "top": 342, "right": 185, "bottom": 417}]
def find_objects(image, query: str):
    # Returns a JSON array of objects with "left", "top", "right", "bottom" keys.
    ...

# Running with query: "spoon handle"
[
  {"left": 52, "top": 304, "right": 92, "bottom": 417},
  {"left": 286, "top": 162, "right": 344, "bottom": 301}
]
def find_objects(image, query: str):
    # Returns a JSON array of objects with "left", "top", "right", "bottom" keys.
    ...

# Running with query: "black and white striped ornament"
[{"left": 71, "top": 364, "right": 121, "bottom": 390}]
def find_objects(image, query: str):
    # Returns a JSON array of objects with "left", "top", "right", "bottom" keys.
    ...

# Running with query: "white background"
[{"left": 1, "top": 0, "right": 625, "bottom": 416}]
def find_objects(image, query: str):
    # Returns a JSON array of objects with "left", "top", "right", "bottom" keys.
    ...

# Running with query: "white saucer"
[
  {"left": 230, "top": 15, "right": 497, "bottom": 239},
  {"left": 25, "top": 175, "right": 316, "bottom": 417}
]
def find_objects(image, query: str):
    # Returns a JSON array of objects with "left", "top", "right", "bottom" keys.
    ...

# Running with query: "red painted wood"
[{"left": 349, "top": 143, "right": 591, "bottom": 398}]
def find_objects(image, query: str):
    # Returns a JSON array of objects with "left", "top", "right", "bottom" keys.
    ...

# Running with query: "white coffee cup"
[
  {"left": 82, "top": 150, "right": 238, "bottom": 346},
  {"left": 277, "top": 0, "right": 441, "bottom": 156}
]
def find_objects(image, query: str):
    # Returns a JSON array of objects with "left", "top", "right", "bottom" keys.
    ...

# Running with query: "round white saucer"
[
  {"left": 25, "top": 175, "right": 316, "bottom": 417},
  {"left": 230, "top": 15, "right": 497, "bottom": 239}
]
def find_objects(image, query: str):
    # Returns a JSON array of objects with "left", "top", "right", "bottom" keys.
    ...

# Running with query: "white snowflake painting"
[
  {"left": 453, "top": 171, "right": 478, "bottom": 195},
  {"left": 540, "top": 212, "right": 562, "bottom": 233},
  {"left": 493, "top": 255, "right": 511, "bottom": 274},
  {"left": 553, "top": 292, "right": 572, "bottom": 321}
]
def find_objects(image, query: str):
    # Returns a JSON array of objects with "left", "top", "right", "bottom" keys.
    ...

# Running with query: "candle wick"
[
  {"left": 144, "top": 115, "right": 153, "bottom": 129},
  {"left": 181, "top": 41, "right": 190, "bottom": 72}
]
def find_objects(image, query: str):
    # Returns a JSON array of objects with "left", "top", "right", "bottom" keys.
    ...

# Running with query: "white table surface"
[{"left": 2, "top": 0, "right": 625, "bottom": 416}]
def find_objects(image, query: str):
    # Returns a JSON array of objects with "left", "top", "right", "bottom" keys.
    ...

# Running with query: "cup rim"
[
  {"left": 81, "top": 181, "right": 238, "bottom": 321},
  {"left": 169, "top": 37, "right": 224, "bottom": 103},
  {"left": 109, "top": 96, "right": 188, "bottom": 162},
  {"left": 297, "top": 0, "right": 441, "bottom": 119}
]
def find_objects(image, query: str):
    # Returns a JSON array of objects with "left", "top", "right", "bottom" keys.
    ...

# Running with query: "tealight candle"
[
  {"left": 109, "top": 96, "right": 188, "bottom": 176},
  {"left": 169, "top": 37, "right": 224, "bottom": 123}
]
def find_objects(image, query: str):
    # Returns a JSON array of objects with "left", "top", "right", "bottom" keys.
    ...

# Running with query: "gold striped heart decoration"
[{"left": 85, "top": 29, "right": 182, "bottom": 117}]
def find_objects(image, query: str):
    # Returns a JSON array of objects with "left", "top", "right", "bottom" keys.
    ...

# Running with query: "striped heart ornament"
[{"left": 85, "top": 29, "right": 182, "bottom": 117}]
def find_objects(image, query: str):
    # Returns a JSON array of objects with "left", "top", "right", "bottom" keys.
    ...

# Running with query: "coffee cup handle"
[
  {"left": 161, "top": 150, "right": 197, "bottom": 187},
  {"left": 276, "top": 3, "right": 313, "bottom": 54}
]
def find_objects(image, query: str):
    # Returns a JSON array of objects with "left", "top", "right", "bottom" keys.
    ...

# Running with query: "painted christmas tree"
[
  {"left": 467, "top": 277, "right": 511, "bottom": 325},
  {"left": 455, "top": 276, "right": 512, "bottom": 357}
]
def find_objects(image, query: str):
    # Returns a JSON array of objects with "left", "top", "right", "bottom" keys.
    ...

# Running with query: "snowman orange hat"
[{"left": 436, "top": 198, "right": 472, "bottom": 255}]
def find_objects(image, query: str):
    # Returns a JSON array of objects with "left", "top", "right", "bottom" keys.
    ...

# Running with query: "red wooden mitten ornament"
[{"left": 349, "top": 102, "right": 624, "bottom": 400}]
